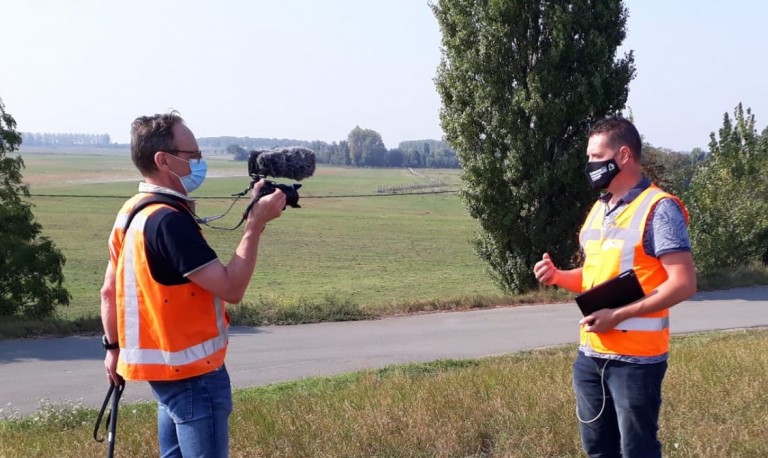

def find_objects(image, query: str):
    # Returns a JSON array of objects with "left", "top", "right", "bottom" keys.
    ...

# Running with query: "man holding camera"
[
  {"left": 533, "top": 116, "right": 696, "bottom": 457},
  {"left": 100, "top": 112, "right": 285, "bottom": 457}
]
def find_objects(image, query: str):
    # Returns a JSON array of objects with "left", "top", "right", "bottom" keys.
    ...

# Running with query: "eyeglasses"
[{"left": 164, "top": 150, "right": 203, "bottom": 164}]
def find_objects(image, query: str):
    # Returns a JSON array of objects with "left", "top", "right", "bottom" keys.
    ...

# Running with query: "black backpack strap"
[{"left": 123, "top": 194, "right": 195, "bottom": 231}]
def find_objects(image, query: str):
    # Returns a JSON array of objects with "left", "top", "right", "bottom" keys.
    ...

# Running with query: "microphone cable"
[{"left": 575, "top": 359, "right": 609, "bottom": 424}]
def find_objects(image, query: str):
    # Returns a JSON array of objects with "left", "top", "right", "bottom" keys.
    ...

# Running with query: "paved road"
[{"left": 1, "top": 286, "right": 767, "bottom": 418}]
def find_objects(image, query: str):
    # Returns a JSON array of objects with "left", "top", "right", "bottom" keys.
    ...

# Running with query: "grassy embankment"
[{"left": 1, "top": 329, "right": 767, "bottom": 457}]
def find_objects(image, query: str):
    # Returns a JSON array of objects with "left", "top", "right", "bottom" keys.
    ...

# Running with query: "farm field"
[{"left": 19, "top": 150, "right": 502, "bottom": 320}]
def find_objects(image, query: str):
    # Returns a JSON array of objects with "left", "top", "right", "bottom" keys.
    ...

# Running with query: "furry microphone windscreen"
[{"left": 248, "top": 147, "right": 316, "bottom": 181}]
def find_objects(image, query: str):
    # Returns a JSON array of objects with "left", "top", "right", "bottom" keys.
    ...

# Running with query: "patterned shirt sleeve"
[{"left": 643, "top": 198, "right": 692, "bottom": 258}]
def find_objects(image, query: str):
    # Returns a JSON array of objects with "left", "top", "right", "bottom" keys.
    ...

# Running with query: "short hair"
[
  {"left": 130, "top": 111, "right": 185, "bottom": 175},
  {"left": 588, "top": 116, "right": 642, "bottom": 160}
]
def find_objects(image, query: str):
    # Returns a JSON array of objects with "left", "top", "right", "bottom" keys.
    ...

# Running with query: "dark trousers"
[{"left": 573, "top": 352, "right": 667, "bottom": 458}]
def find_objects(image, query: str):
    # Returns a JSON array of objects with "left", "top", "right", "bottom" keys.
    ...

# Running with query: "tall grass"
[{"left": 2, "top": 329, "right": 767, "bottom": 457}]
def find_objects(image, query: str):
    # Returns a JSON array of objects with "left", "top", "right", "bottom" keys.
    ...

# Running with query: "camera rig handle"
[
  {"left": 233, "top": 176, "right": 302, "bottom": 228},
  {"left": 193, "top": 174, "right": 304, "bottom": 232}
]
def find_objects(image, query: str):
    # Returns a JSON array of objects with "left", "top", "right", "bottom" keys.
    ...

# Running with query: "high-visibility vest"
[
  {"left": 578, "top": 185, "right": 689, "bottom": 357},
  {"left": 110, "top": 193, "right": 229, "bottom": 381}
]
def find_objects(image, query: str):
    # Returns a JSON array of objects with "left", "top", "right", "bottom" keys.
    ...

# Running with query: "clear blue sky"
[{"left": 1, "top": 0, "right": 766, "bottom": 151}]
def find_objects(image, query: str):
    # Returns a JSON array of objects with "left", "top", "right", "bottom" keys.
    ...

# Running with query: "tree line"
[
  {"left": 208, "top": 126, "right": 460, "bottom": 169},
  {"left": 21, "top": 132, "right": 113, "bottom": 147},
  {"left": 20, "top": 128, "right": 460, "bottom": 169}
]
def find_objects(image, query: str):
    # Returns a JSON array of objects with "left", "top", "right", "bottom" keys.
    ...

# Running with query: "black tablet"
[{"left": 575, "top": 270, "right": 646, "bottom": 316}]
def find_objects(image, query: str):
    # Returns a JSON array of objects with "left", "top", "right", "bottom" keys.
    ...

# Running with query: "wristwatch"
[{"left": 102, "top": 335, "right": 119, "bottom": 350}]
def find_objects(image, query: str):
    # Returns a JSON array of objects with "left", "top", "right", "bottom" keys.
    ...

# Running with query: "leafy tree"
[
  {"left": 668, "top": 148, "right": 706, "bottom": 196},
  {"left": 685, "top": 103, "right": 768, "bottom": 273},
  {"left": 432, "top": 0, "right": 635, "bottom": 293},
  {"left": 404, "top": 148, "right": 423, "bottom": 168},
  {"left": 642, "top": 143, "right": 704, "bottom": 198},
  {"left": 397, "top": 140, "right": 460, "bottom": 169},
  {"left": 347, "top": 126, "right": 387, "bottom": 167},
  {"left": 427, "top": 146, "right": 460, "bottom": 168},
  {"left": 226, "top": 144, "right": 249, "bottom": 161},
  {"left": 334, "top": 140, "right": 352, "bottom": 166},
  {"left": 640, "top": 144, "right": 669, "bottom": 191},
  {"left": 0, "top": 97, "right": 70, "bottom": 318},
  {"left": 347, "top": 126, "right": 366, "bottom": 166},
  {"left": 339, "top": 140, "right": 351, "bottom": 166},
  {"left": 385, "top": 148, "right": 405, "bottom": 168},
  {"left": 362, "top": 136, "right": 387, "bottom": 167}
]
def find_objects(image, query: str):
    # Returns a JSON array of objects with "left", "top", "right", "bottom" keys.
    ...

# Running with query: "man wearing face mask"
[
  {"left": 100, "top": 111, "right": 286, "bottom": 457},
  {"left": 533, "top": 116, "right": 696, "bottom": 458}
]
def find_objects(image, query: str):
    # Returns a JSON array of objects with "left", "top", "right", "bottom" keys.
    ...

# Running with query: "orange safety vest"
[
  {"left": 579, "top": 185, "right": 689, "bottom": 357},
  {"left": 110, "top": 193, "right": 229, "bottom": 381}
]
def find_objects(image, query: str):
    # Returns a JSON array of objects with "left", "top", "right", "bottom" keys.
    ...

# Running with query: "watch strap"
[{"left": 102, "top": 335, "right": 119, "bottom": 350}]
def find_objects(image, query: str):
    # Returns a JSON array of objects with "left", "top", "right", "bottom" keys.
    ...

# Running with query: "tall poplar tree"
[
  {"left": 432, "top": 0, "right": 635, "bottom": 293},
  {"left": 0, "top": 97, "right": 70, "bottom": 318}
]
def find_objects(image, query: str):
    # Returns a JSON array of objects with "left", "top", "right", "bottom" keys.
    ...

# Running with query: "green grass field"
[{"left": 19, "top": 151, "right": 503, "bottom": 321}]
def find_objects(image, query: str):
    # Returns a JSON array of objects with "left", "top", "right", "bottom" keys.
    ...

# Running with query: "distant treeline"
[
  {"left": 203, "top": 126, "right": 460, "bottom": 169},
  {"left": 21, "top": 132, "right": 114, "bottom": 147},
  {"left": 19, "top": 128, "right": 459, "bottom": 168},
  {"left": 197, "top": 137, "right": 309, "bottom": 150},
  {"left": 20, "top": 129, "right": 705, "bottom": 182}
]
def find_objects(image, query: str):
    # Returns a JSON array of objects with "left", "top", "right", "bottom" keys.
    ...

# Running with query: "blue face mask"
[{"left": 171, "top": 156, "right": 207, "bottom": 193}]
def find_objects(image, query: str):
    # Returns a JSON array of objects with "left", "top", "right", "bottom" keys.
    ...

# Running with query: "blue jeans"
[
  {"left": 149, "top": 366, "right": 233, "bottom": 458},
  {"left": 573, "top": 352, "right": 667, "bottom": 458}
]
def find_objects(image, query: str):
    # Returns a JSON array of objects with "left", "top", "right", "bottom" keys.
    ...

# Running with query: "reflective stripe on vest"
[
  {"left": 615, "top": 316, "right": 669, "bottom": 332},
  {"left": 120, "top": 333, "right": 227, "bottom": 366}
]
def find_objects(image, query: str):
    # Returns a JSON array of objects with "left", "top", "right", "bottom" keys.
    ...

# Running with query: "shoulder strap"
[{"left": 123, "top": 194, "right": 195, "bottom": 231}]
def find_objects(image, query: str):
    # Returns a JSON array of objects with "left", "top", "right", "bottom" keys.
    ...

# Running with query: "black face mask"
[{"left": 584, "top": 159, "right": 620, "bottom": 190}]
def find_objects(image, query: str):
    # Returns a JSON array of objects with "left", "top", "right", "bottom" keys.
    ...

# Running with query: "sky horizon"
[{"left": 2, "top": 1, "right": 767, "bottom": 152}]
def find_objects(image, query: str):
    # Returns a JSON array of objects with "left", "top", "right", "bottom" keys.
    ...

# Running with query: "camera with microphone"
[
  {"left": 194, "top": 147, "right": 315, "bottom": 229},
  {"left": 246, "top": 147, "right": 316, "bottom": 209}
]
